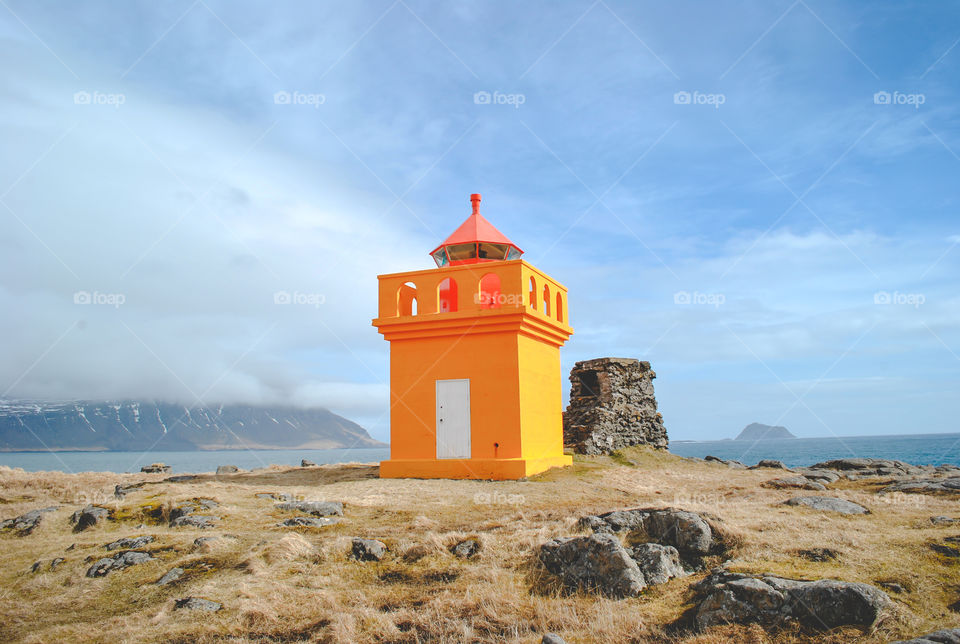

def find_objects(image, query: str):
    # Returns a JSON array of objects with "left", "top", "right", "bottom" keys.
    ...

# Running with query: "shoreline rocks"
[{"left": 1, "top": 506, "right": 58, "bottom": 536}]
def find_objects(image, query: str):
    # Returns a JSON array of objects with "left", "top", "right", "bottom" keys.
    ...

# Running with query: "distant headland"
[{"left": 735, "top": 422, "right": 797, "bottom": 440}]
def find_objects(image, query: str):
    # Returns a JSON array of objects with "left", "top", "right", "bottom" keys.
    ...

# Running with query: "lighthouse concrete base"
[{"left": 378, "top": 455, "right": 572, "bottom": 480}]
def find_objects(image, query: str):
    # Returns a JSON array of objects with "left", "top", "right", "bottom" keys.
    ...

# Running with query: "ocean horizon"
[{"left": 1, "top": 431, "right": 958, "bottom": 473}]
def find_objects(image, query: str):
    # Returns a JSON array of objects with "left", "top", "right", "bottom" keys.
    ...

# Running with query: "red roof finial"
[{"left": 470, "top": 193, "right": 481, "bottom": 214}]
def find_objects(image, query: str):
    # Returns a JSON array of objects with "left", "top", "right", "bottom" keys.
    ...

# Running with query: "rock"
[
  {"left": 795, "top": 469, "right": 841, "bottom": 484},
  {"left": 86, "top": 550, "right": 154, "bottom": 577},
  {"left": 931, "top": 536, "right": 960, "bottom": 558},
  {"left": 301, "top": 459, "right": 317, "bottom": 467},
  {"left": 796, "top": 547, "right": 840, "bottom": 562},
  {"left": 277, "top": 517, "right": 338, "bottom": 528},
  {"left": 31, "top": 561, "right": 41, "bottom": 573},
  {"left": 538, "top": 534, "right": 647, "bottom": 598},
  {"left": 751, "top": 459, "right": 788, "bottom": 469},
  {"left": 215, "top": 465, "right": 239, "bottom": 474},
  {"left": 891, "top": 628, "right": 960, "bottom": 644},
  {"left": 811, "top": 458, "right": 925, "bottom": 477},
  {"left": 114, "top": 482, "right": 145, "bottom": 498},
  {"left": 705, "top": 455, "right": 746, "bottom": 468},
  {"left": 156, "top": 567, "right": 184, "bottom": 586},
  {"left": 1, "top": 506, "right": 58, "bottom": 535},
  {"left": 256, "top": 492, "right": 293, "bottom": 501},
  {"left": 882, "top": 477, "right": 960, "bottom": 496},
  {"left": 450, "top": 538, "right": 481, "bottom": 559},
  {"left": 106, "top": 535, "right": 154, "bottom": 551},
  {"left": 762, "top": 476, "right": 826, "bottom": 491},
  {"left": 193, "top": 536, "right": 219, "bottom": 548},
  {"left": 562, "top": 358, "right": 667, "bottom": 454},
  {"left": 878, "top": 581, "right": 906, "bottom": 593},
  {"left": 164, "top": 475, "right": 197, "bottom": 483},
  {"left": 783, "top": 496, "right": 869, "bottom": 515},
  {"left": 174, "top": 597, "right": 221, "bottom": 612},
  {"left": 351, "top": 538, "right": 387, "bottom": 561},
  {"left": 542, "top": 634, "right": 567, "bottom": 644},
  {"left": 141, "top": 463, "right": 171, "bottom": 473},
  {"left": 931, "top": 516, "right": 959, "bottom": 526},
  {"left": 579, "top": 507, "right": 721, "bottom": 563},
  {"left": 50, "top": 557, "right": 65, "bottom": 571},
  {"left": 629, "top": 543, "right": 686, "bottom": 585},
  {"left": 70, "top": 505, "right": 111, "bottom": 532},
  {"left": 66, "top": 543, "right": 76, "bottom": 551},
  {"left": 693, "top": 570, "right": 891, "bottom": 630},
  {"left": 275, "top": 501, "right": 343, "bottom": 517},
  {"left": 170, "top": 515, "right": 218, "bottom": 529}
]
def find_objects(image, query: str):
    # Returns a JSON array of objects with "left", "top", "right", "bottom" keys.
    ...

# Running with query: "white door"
[{"left": 436, "top": 379, "right": 471, "bottom": 459}]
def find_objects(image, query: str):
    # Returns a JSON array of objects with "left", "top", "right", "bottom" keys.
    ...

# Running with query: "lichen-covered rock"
[
  {"left": 810, "top": 458, "right": 928, "bottom": 478},
  {"left": 86, "top": 550, "right": 154, "bottom": 577},
  {"left": 629, "top": 543, "right": 686, "bottom": 585},
  {"left": 882, "top": 477, "right": 960, "bottom": 496},
  {"left": 278, "top": 516, "right": 338, "bottom": 528},
  {"left": 450, "top": 538, "right": 481, "bottom": 559},
  {"left": 70, "top": 505, "right": 111, "bottom": 532},
  {"left": 156, "top": 567, "right": 184, "bottom": 586},
  {"left": 1, "top": 506, "right": 58, "bottom": 535},
  {"left": 170, "top": 515, "right": 218, "bottom": 529},
  {"left": 106, "top": 535, "right": 154, "bottom": 551},
  {"left": 351, "top": 538, "right": 387, "bottom": 561},
  {"left": 562, "top": 358, "right": 667, "bottom": 454},
  {"left": 693, "top": 570, "right": 891, "bottom": 630},
  {"left": 301, "top": 459, "right": 317, "bottom": 467},
  {"left": 215, "top": 465, "right": 239, "bottom": 474},
  {"left": 580, "top": 507, "right": 721, "bottom": 562},
  {"left": 783, "top": 496, "right": 869, "bottom": 515},
  {"left": 541, "top": 634, "right": 567, "bottom": 644},
  {"left": 891, "top": 628, "right": 960, "bottom": 644},
  {"left": 751, "top": 460, "right": 788, "bottom": 469},
  {"left": 275, "top": 501, "right": 343, "bottom": 517},
  {"left": 174, "top": 597, "right": 221, "bottom": 611},
  {"left": 762, "top": 476, "right": 826, "bottom": 491},
  {"left": 539, "top": 534, "right": 647, "bottom": 598},
  {"left": 141, "top": 463, "right": 171, "bottom": 473},
  {"left": 256, "top": 492, "right": 293, "bottom": 502},
  {"left": 795, "top": 469, "right": 841, "bottom": 484},
  {"left": 704, "top": 455, "right": 746, "bottom": 468},
  {"left": 931, "top": 516, "right": 959, "bottom": 526}
]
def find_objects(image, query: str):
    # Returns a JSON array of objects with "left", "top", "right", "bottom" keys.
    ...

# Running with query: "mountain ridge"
[{"left": 0, "top": 400, "right": 383, "bottom": 451}]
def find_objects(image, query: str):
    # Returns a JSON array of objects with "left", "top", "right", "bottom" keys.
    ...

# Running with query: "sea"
[{"left": 0, "top": 433, "right": 958, "bottom": 473}]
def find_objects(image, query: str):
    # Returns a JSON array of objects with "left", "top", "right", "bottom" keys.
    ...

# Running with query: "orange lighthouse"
[{"left": 373, "top": 194, "right": 573, "bottom": 479}]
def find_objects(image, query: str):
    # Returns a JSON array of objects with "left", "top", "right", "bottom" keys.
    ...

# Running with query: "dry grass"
[{"left": 0, "top": 450, "right": 957, "bottom": 643}]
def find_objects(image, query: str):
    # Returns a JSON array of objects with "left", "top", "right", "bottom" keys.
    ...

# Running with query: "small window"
[
  {"left": 398, "top": 282, "right": 417, "bottom": 316},
  {"left": 528, "top": 276, "right": 537, "bottom": 309},
  {"left": 438, "top": 277, "right": 458, "bottom": 313},
  {"left": 479, "top": 273, "right": 501, "bottom": 309},
  {"left": 542, "top": 284, "right": 550, "bottom": 316},
  {"left": 556, "top": 292, "right": 563, "bottom": 322},
  {"left": 445, "top": 243, "right": 477, "bottom": 262}
]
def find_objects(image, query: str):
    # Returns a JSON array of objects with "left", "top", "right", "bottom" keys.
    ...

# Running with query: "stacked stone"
[{"left": 562, "top": 357, "right": 667, "bottom": 454}]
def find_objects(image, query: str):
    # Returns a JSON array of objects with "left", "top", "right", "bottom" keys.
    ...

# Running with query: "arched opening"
[
  {"left": 528, "top": 276, "right": 537, "bottom": 310},
  {"left": 398, "top": 281, "right": 418, "bottom": 316},
  {"left": 556, "top": 292, "right": 564, "bottom": 323},
  {"left": 479, "top": 273, "right": 501, "bottom": 309},
  {"left": 438, "top": 277, "right": 458, "bottom": 313},
  {"left": 542, "top": 284, "right": 551, "bottom": 316}
]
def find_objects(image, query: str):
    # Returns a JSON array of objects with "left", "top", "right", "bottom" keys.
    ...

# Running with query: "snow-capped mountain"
[{"left": 0, "top": 400, "right": 383, "bottom": 451}]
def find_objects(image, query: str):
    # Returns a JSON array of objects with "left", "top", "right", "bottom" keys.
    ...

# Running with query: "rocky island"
[{"left": 735, "top": 422, "right": 797, "bottom": 440}]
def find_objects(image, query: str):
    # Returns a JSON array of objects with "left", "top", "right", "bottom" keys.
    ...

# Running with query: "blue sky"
[{"left": 1, "top": 1, "right": 958, "bottom": 442}]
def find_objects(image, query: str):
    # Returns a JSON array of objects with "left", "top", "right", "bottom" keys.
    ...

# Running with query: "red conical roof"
[{"left": 429, "top": 194, "right": 523, "bottom": 265}]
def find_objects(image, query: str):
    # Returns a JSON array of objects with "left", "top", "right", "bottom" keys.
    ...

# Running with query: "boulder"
[
  {"left": 795, "top": 469, "right": 841, "bottom": 484},
  {"left": 762, "top": 476, "right": 826, "bottom": 491},
  {"left": 215, "top": 465, "right": 239, "bottom": 474},
  {"left": 542, "top": 635, "right": 567, "bottom": 644},
  {"left": 705, "top": 455, "right": 747, "bottom": 469},
  {"left": 450, "top": 538, "right": 481, "bottom": 559},
  {"left": 174, "top": 597, "right": 221, "bottom": 612},
  {"left": 693, "top": 570, "right": 891, "bottom": 630},
  {"left": 278, "top": 517, "right": 338, "bottom": 528},
  {"left": 70, "top": 505, "right": 112, "bottom": 532},
  {"left": 882, "top": 477, "right": 960, "bottom": 496},
  {"left": 50, "top": 557, "right": 65, "bottom": 571},
  {"left": 930, "top": 536, "right": 960, "bottom": 558},
  {"left": 141, "top": 463, "right": 171, "bottom": 473},
  {"left": 256, "top": 492, "right": 294, "bottom": 501},
  {"left": 301, "top": 459, "right": 317, "bottom": 467},
  {"left": 275, "top": 501, "right": 343, "bottom": 517},
  {"left": 811, "top": 458, "right": 926, "bottom": 477},
  {"left": 562, "top": 358, "right": 668, "bottom": 454},
  {"left": 931, "top": 516, "right": 959, "bottom": 526},
  {"left": 783, "top": 496, "right": 869, "bottom": 515},
  {"left": 538, "top": 534, "right": 647, "bottom": 598},
  {"left": 106, "top": 535, "right": 154, "bottom": 551},
  {"left": 892, "top": 628, "right": 960, "bottom": 644},
  {"left": 86, "top": 550, "right": 154, "bottom": 577},
  {"left": 579, "top": 507, "right": 721, "bottom": 563},
  {"left": 1, "top": 506, "right": 58, "bottom": 535},
  {"left": 351, "top": 538, "right": 387, "bottom": 561},
  {"left": 629, "top": 543, "right": 686, "bottom": 585},
  {"left": 114, "top": 482, "right": 145, "bottom": 498},
  {"left": 751, "top": 460, "right": 788, "bottom": 469},
  {"left": 156, "top": 567, "right": 184, "bottom": 586},
  {"left": 170, "top": 515, "right": 218, "bottom": 529}
]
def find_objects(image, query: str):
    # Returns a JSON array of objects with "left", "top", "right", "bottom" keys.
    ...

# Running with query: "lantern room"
[{"left": 373, "top": 193, "right": 573, "bottom": 480}]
